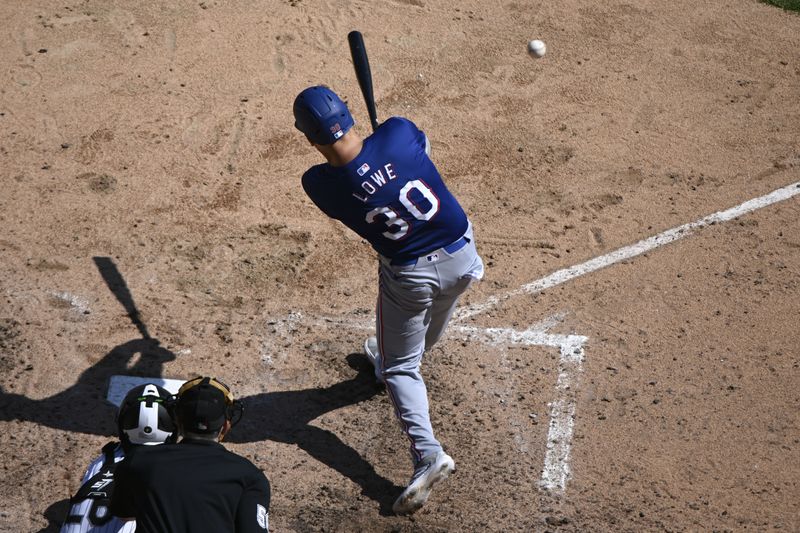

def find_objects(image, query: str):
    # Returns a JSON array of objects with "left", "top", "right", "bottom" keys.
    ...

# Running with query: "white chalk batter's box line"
[{"left": 262, "top": 180, "right": 800, "bottom": 493}]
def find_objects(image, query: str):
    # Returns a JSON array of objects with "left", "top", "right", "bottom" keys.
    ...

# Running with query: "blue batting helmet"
[{"left": 293, "top": 86, "right": 354, "bottom": 145}]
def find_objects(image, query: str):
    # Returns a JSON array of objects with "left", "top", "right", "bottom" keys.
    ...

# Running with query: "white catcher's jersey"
[{"left": 61, "top": 445, "right": 135, "bottom": 533}]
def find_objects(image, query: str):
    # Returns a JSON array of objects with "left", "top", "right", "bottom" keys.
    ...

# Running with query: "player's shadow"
[
  {"left": 228, "top": 353, "right": 402, "bottom": 514},
  {"left": 0, "top": 257, "right": 176, "bottom": 436}
]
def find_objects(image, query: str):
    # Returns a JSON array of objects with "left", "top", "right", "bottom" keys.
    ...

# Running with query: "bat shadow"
[{"left": 228, "top": 352, "right": 403, "bottom": 514}]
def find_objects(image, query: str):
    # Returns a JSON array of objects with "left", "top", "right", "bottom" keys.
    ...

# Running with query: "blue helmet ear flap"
[{"left": 293, "top": 86, "right": 354, "bottom": 145}]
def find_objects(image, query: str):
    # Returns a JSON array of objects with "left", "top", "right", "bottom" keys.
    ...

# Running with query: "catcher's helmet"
[
  {"left": 117, "top": 383, "right": 176, "bottom": 448},
  {"left": 293, "top": 86, "right": 354, "bottom": 145}
]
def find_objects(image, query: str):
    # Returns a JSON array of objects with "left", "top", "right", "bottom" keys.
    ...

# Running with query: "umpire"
[{"left": 110, "top": 377, "right": 270, "bottom": 532}]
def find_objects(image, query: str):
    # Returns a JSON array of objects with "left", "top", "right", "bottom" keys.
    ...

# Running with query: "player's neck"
[{"left": 318, "top": 131, "right": 363, "bottom": 167}]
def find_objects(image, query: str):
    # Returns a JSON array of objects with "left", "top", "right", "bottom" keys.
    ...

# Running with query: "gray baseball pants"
[{"left": 376, "top": 224, "right": 484, "bottom": 465}]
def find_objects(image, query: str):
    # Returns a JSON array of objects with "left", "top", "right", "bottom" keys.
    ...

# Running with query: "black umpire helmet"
[
  {"left": 176, "top": 376, "right": 243, "bottom": 437},
  {"left": 117, "top": 383, "right": 177, "bottom": 450}
]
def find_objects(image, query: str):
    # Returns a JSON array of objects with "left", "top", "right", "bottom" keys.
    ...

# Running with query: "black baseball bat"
[{"left": 347, "top": 30, "right": 380, "bottom": 132}]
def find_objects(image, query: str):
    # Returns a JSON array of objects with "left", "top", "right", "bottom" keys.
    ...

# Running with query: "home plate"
[{"left": 107, "top": 375, "right": 187, "bottom": 407}]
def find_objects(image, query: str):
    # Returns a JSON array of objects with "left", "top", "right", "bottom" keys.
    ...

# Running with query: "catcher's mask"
[
  {"left": 117, "top": 383, "right": 177, "bottom": 450},
  {"left": 176, "top": 376, "right": 244, "bottom": 438}
]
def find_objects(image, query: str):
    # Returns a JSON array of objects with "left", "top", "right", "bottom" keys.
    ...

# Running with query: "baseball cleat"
[
  {"left": 363, "top": 336, "right": 384, "bottom": 385},
  {"left": 393, "top": 451, "right": 455, "bottom": 515}
]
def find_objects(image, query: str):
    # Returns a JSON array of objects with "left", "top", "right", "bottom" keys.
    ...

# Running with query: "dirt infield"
[{"left": 1, "top": 0, "right": 799, "bottom": 531}]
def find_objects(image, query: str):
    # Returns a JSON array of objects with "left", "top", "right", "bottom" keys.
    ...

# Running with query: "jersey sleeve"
[
  {"left": 79, "top": 454, "right": 104, "bottom": 483},
  {"left": 301, "top": 166, "right": 340, "bottom": 220},
  {"left": 60, "top": 454, "right": 104, "bottom": 533},
  {"left": 389, "top": 116, "right": 427, "bottom": 153},
  {"left": 235, "top": 469, "right": 271, "bottom": 532}
]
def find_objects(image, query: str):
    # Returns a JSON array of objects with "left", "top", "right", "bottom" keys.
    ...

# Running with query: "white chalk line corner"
[{"left": 452, "top": 320, "right": 587, "bottom": 493}]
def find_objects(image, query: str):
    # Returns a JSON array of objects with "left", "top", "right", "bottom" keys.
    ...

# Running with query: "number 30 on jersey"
[{"left": 365, "top": 180, "right": 440, "bottom": 240}]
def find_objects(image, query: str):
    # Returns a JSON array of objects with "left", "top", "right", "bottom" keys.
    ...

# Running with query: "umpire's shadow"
[{"left": 228, "top": 353, "right": 401, "bottom": 515}]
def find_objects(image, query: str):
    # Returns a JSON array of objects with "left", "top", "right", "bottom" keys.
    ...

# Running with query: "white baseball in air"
[{"left": 527, "top": 39, "right": 546, "bottom": 58}]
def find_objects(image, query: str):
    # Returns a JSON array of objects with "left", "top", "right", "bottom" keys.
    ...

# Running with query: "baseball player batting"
[
  {"left": 61, "top": 384, "right": 176, "bottom": 533},
  {"left": 293, "top": 85, "right": 484, "bottom": 514}
]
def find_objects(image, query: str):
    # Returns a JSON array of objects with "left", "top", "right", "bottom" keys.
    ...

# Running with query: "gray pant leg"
[
  {"left": 377, "top": 265, "right": 438, "bottom": 463},
  {"left": 377, "top": 237, "right": 483, "bottom": 465}
]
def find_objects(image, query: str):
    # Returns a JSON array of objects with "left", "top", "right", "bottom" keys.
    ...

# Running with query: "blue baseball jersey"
[{"left": 302, "top": 117, "right": 469, "bottom": 261}]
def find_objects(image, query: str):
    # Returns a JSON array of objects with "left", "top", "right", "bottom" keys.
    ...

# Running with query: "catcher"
[{"left": 60, "top": 383, "right": 176, "bottom": 533}]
